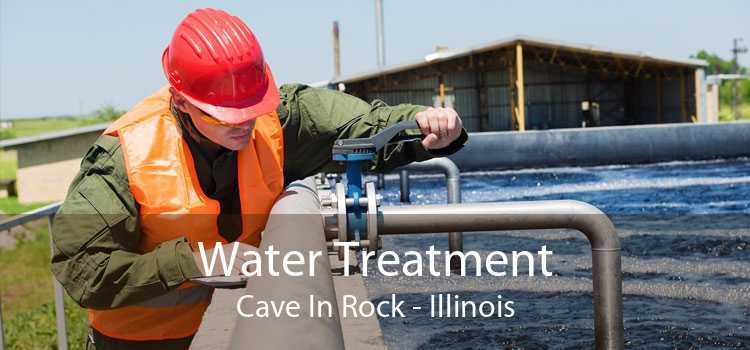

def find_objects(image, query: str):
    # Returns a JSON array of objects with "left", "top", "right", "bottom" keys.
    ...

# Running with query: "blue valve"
[
  {"left": 332, "top": 120, "right": 421, "bottom": 242},
  {"left": 332, "top": 153, "right": 372, "bottom": 242}
]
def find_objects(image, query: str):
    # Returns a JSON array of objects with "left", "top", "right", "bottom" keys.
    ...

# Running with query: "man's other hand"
[{"left": 414, "top": 107, "right": 463, "bottom": 150}]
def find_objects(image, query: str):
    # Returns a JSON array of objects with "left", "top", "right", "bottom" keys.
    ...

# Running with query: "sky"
[{"left": 1, "top": 0, "right": 748, "bottom": 119}]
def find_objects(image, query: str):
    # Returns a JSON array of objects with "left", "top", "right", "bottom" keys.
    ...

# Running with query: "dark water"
[
  {"left": 373, "top": 292, "right": 750, "bottom": 350},
  {"left": 364, "top": 158, "right": 750, "bottom": 349}
]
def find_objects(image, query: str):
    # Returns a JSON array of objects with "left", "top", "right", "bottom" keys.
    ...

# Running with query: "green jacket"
[{"left": 51, "top": 84, "right": 467, "bottom": 309}]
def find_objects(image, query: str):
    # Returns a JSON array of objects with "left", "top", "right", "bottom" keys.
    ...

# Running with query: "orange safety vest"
[{"left": 90, "top": 86, "right": 284, "bottom": 340}]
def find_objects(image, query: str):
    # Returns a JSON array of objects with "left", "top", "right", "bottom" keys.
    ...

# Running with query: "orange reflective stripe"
[
  {"left": 89, "top": 302, "right": 210, "bottom": 341},
  {"left": 92, "top": 86, "right": 284, "bottom": 340}
]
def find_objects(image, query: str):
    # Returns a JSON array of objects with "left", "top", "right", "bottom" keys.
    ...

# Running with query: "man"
[{"left": 51, "top": 8, "right": 467, "bottom": 349}]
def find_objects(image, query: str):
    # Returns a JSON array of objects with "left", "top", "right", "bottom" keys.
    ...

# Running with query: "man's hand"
[
  {"left": 193, "top": 242, "right": 260, "bottom": 277},
  {"left": 414, "top": 107, "right": 463, "bottom": 150}
]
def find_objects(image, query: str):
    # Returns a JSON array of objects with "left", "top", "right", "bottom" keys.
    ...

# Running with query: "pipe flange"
[
  {"left": 335, "top": 182, "right": 348, "bottom": 260},
  {"left": 366, "top": 182, "right": 379, "bottom": 252}
]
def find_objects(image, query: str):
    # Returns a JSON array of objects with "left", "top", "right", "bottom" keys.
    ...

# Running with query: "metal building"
[
  {"left": 331, "top": 35, "right": 708, "bottom": 132},
  {"left": 0, "top": 124, "right": 107, "bottom": 203}
]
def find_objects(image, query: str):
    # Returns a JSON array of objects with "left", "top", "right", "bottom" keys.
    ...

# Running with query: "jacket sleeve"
[
  {"left": 50, "top": 135, "right": 202, "bottom": 309},
  {"left": 279, "top": 84, "right": 468, "bottom": 183}
]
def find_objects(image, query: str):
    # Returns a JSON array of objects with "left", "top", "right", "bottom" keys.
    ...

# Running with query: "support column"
[
  {"left": 476, "top": 68, "right": 488, "bottom": 131},
  {"left": 656, "top": 72, "right": 663, "bottom": 123},
  {"left": 438, "top": 74, "right": 446, "bottom": 107},
  {"left": 680, "top": 69, "right": 688, "bottom": 122},
  {"left": 694, "top": 68, "right": 705, "bottom": 123},
  {"left": 515, "top": 43, "right": 527, "bottom": 131},
  {"left": 49, "top": 216, "right": 68, "bottom": 350},
  {"left": 0, "top": 294, "right": 4, "bottom": 350},
  {"left": 706, "top": 82, "right": 720, "bottom": 122}
]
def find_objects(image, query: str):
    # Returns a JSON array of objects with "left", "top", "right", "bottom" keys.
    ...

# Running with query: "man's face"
[{"left": 171, "top": 90, "right": 256, "bottom": 151}]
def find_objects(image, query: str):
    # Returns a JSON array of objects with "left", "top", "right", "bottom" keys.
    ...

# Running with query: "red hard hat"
[{"left": 162, "top": 8, "right": 279, "bottom": 124}]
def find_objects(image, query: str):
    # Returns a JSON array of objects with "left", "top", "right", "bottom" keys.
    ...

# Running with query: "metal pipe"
[
  {"left": 332, "top": 21, "right": 341, "bottom": 78},
  {"left": 229, "top": 178, "right": 345, "bottom": 350},
  {"left": 0, "top": 202, "right": 60, "bottom": 231},
  {"left": 0, "top": 294, "right": 4, "bottom": 350},
  {"left": 377, "top": 200, "right": 623, "bottom": 350},
  {"left": 0, "top": 203, "right": 65, "bottom": 350},
  {"left": 48, "top": 215, "right": 68, "bottom": 350},
  {"left": 374, "top": 0, "right": 385, "bottom": 67},
  {"left": 399, "top": 158, "right": 463, "bottom": 268},
  {"left": 447, "top": 122, "right": 750, "bottom": 171},
  {"left": 399, "top": 169, "right": 410, "bottom": 203}
]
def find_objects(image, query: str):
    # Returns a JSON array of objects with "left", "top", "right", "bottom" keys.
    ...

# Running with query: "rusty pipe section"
[
  {"left": 229, "top": 178, "right": 345, "bottom": 350},
  {"left": 376, "top": 200, "right": 623, "bottom": 350}
]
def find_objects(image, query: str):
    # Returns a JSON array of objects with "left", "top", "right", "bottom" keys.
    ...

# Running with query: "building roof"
[
  {"left": 332, "top": 35, "right": 708, "bottom": 84},
  {"left": 0, "top": 123, "right": 109, "bottom": 149}
]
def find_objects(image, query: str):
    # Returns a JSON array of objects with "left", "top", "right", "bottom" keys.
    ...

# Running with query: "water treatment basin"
[{"left": 364, "top": 158, "right": 750, "bottom": 349}]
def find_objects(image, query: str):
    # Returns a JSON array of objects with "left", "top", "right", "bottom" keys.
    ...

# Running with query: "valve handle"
[
  {"left": 370, "top": 119, "right": 421, "bottom": 151},
  {"left": 332, "top": 119, "right": 422, "bottom": 156}
]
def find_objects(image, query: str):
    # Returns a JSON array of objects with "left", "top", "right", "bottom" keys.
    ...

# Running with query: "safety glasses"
[{"left": 198, "top": 109, "right": 247, "bottom": 129}]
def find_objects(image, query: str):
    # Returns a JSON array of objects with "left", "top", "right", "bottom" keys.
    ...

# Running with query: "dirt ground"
[{"left": 0, "top": 214, "right": 34, "bottom": 250}]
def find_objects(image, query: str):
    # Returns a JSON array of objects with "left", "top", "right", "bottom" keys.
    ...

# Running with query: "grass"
[
  {"left": 0, "top": 197, "right": 49, "bottom": 215},
  {"left": 0, "top": 105, "right": 123, "bottom": 141},
  {"left": 719, "top": 102, "right": 750, "bottom": 121},
  {"left": 0, "top": 150, "right": 16, "bottom": 180},
  {"left": 0, "top": 114, "right": 95, "bottom": 350},
  {"left": 0, "top": 150, "right": 49, "bottom": 215},
  {"left": 0, "top": 224, "right": 88, "bottom": 350},
  {"left": 0, "top": 116, "right": 108, "bottom": 140},
  {"left": 3, "top": 297, "right": 88, "bottom": 350}
]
